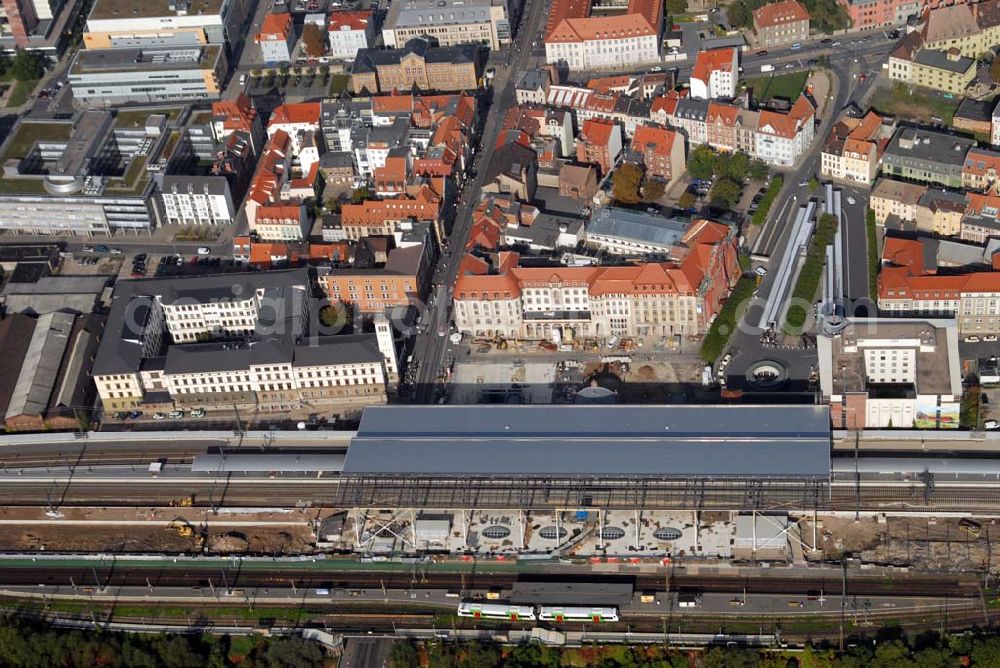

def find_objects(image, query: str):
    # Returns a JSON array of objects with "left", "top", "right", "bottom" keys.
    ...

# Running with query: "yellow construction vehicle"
[
  {"left": 179, "top": 495, "right": 195, "bottom": 507},
  {"left": 167, "top": 519, "right": 195, "bottom": 538}
]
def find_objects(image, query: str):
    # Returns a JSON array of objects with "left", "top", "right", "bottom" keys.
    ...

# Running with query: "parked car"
[
  {"left": 167, "top": 410, "right": 184, "bottom": 419},
  {"left": 197, "top": 247, "right": 211, "bottom": 256},
  {"left": 846, "top": 195, "right": 856, "bottom": 205},
  {"left": 754, "top": 266, "right": 768, "bottom": 277},
  {"left": 190, "top": 409, "right": 206, "bottom": 418},
  {"left": 152, "top": 413, "right": 166, "bottom": 420},
  {"left": 985, "top": 420, "right": 1000, "bottom": 430}
]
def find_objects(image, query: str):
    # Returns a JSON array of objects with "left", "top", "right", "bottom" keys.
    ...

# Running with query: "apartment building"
[
  {"left": 350, "top": 38, "right": 484, "bottom": 94},
  {"left": 915, "top": 188, "right": 967, "bottom": 236},
  {"left": 256, "top": 11, "right": 293, "bottom": 63},
  {"left": 515, "top": 68, "right": 551, "bottom": 105},
  {"left": 962, "top": 192, "right": 1000, "bottom": 243},
  {"left": 818, "top": 317, "right": 962, "bottom": 430},
  {"left": 630, "top": 124, "right": 685, "bottom": 185},
  {"left": 382, "top": 0, "right": 511, "bottom": 51},
  {"left": 690, "top": 48, "right": 738, "bottom": 100},
  {"left": 337, "top": 184, "right": 443, "bottom": 239},
  {"left": 327, "top": 10, "right": 374, "bottom": 60},
  {"left": 753, "top": 0, "right": 809, "bottom": 47},
  {"left": 881, "top": 127, "right": 974, "bottom": 189},
  {"left": 91, "top": 270, "right": 399, "bottom": 413},
  {"left": 654, "top": 93, "right": 814, "bottom": 167},
  {"left": 158, "top": 175, "right": 235, "bottom": 226},
  {"left": 252, "top": 203, "right": 308, "bottom": 241},
  {"left": 575, "top": 119, "right": 622, "bottom": 176},
  {"left": 755, "top": 95, "right": 816, "bottom": 167},
  {"left": 453, "top": 220, "right": 740, "bottom": 340},
  {"left": 962, "top": 147, "right": 1000, "bottom": 192},
  {"left": 546, "top": 84, "right": 652, "bottom": 138},
  {"left": 888, "top": 33, "right": 976, "bottom": 95},
  {"left": 211, "top": 92, "right": 265, "bottom": 154},
  {"left": 821, "top": 110, "right": 894, "bottom": 185},
  {"left": 836, "top": 0, "right": 926, "bottom": 30},
  {"left": 880, "top": 248, "right": 1000, "bottom": 334},
  {"left": 869, "top": 178, "right": 927, "bottom": 225},
  {"left": 543, "top": 0, "right": 662, "bottom": 71},
  {"left": 321, "top": 242, "right": 432, "bottom": 313}
]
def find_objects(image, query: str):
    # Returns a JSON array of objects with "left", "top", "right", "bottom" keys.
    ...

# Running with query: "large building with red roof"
[
  {"left": 453, "top": 220, "right": 739, "bottom": 340},
  {"left": 691, "top": 48, "right": 738, "bottom": 100},
  {"left": 753, "top": 1, "right": 809, "bottom": 48},
  {"left": 544, "top": 0, "right": 662, "bottom": 71},
  {"left": 879, "top": 237, "right": 1000, "bottom": 334}
]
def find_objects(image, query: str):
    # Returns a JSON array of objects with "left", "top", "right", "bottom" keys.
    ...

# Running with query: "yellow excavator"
[{"left": 167, "top": 518, "right": 206, "bottom": 549}]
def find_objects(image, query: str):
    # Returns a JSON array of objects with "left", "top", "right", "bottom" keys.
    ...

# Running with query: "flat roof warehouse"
[{"left": 341, "top": 405, "right": 831, "bottom": 479}]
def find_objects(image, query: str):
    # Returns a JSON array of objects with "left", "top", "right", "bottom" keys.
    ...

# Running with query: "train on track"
[{"left": 457, "top": 601, "right": 619, "bottom": 622}]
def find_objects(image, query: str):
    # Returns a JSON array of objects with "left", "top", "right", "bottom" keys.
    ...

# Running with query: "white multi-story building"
[
  {"left": 91, "top": 270, "right": 399, "bottom": 413},
  {"left": 327, "top": 10, "right": 374, "bottom": 60},
  {"left": 256, "top": 12, "right": 293, "bottom": 64},
  {"left": 544, "top": 0, "right": 661, "bottom": 71},
  {"left": 818, "top": 318, "right": 962, "bottom": 430},
  {"left": 383, "top": 0, "right": 511, "bottom": 51},
  {"left": 453, "top": 222, "right": 740, "bottom": 340},
  {"left": 690, "top": 48, "right": 738, "bottom": 100},
  {"left": 158, "top": 176, "right": 235, "bottom": 225},
  {"left": 251, "top": 204, "right": 309, "bottom": 241},
  {"left": 754, "top": 96, "right": 815, "bottom": 167}
]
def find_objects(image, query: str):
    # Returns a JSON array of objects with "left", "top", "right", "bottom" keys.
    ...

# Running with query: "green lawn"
[
  {"left": 869, "top": 82, "right": 961, "bottom": 125},
  {"left": 0, "top": 120, "right": 72, "bottom": 161},
  {"left": 745, "top": 71, "right": 809, "bottom": 102},
  {"left": 113, "top": 107, "right": 182, "bottom": 128},
  {"left": 6, "top": 79, "right": 38, "bottom": 107},
  {"left": 329, "top": 73, "right": 350, "bottom": 96}
]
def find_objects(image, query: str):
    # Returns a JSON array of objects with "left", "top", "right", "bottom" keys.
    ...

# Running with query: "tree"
[
  {"left": 262, "top": 637, "right": 324, "bottom": 667},
  {"left": 9, "top": 51, "right": 43, "bottom": 81},
  {"left": 749, "top": 159, "right": 769, "bottom": 182},
  {"left": 688, "top": 145, "right": 717, "bottom": 180},
  {"left": 709, "top": 178, "right": 742, "bottom": 208},
  {"left": 719, "top": 151, "right": 750, "bottom": 181},
  {"left": 642, "top": 177, "right": 666, "bottom": 202},
  {"left": 808, "top": 176, "right": 820, "bottom": 190},
  {"left": 612, "top": 162, "right": 643, "bottom": 204},
  {"left": 351, "top": 186, "right": 372, "bottom": 203},
  {"left": 678, "top": 191, "right": 697, "bottom": 209}
]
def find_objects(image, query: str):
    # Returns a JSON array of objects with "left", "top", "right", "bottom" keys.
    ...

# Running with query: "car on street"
[
  {"left": 846, "top": 195, "right": 856, "bottom": 205},
  {"left": 152, "top": 413, "right": 166, "bottom": 420},
  {"left": 986, "top": 420, "right": 1000, "bottom": 430},
  {"left": 965, "top": 336, "right": 981, "bottom": 342},
  {"left": 190, "top": 409, "right": 206, "bottom": 418},
  {"left": 754, "top": 266, "right": 768, "bottom": 277},
  {"left": 94, "top": 245, "right": 110, "bottom": 253},
  {"left": 197, "top": 247, "right": 211, "bottom": 256},
  {"left": 114, "top": 412, "right": 128, "bottom": 420},
  {"left": 984, "top": 335, "right": 999, "bottom": 342},
  {"left": 784, "top": 63, "right": 794, "bottom": 69},
  {"left": 755, "top": 49, "right": 767, "bottom": 55},
  {"left": 168, "top": 410, "right": 184, "bottom": 419},
  {"left": 83, "top": 245, "right": 95, "bottom": 253},
  {"left": 799, "top": 179, "right": 809, "bottom": 186},
  {"left": 790, "top": 42, "right": 802, "bottom": 49}
]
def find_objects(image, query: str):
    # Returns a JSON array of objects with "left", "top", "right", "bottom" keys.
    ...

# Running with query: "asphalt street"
[{"left": 408, "top": 0, "right": 552, "bottom": 403}]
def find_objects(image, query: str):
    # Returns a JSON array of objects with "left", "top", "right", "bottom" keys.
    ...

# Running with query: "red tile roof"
[
  {"left": 631, "top": 124, "right": 677, "bottom": 156},
  {"left": 753, "top": 0, "right": 809, "bottom": 29},
  {"left": 692, "top": 48, "right": 736, "bottom": 86},
  {"left": 258, "top": 12, "right": 292, "bottom": 39},
  {"left": 328, "top": 10, "right": 372, "bottom": 31},
  {"left": 268, "top": 102, "right": 321, "bottom": 127},
  {"left": 579, "top": 118, "right": 616, "bottom": 147},
  {"left": 545, "top": 0, "right": 661, "bottom": 42}
]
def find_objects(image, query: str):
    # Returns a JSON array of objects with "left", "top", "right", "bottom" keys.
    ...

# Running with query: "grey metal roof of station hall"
[{"left": 341, "top": 405, "right": 832, "bottom": 478}]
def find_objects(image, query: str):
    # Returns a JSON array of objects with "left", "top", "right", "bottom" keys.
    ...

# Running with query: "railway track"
[{"left": 0, "top": 565, "right": 980, "bottom": 599}]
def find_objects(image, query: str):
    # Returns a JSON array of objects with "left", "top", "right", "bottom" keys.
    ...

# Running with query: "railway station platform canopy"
[
  {"left": 338, "top": 405, "right": 832, "bottom": 511},
  {"left": 341, "top": 405, "right": 831, "bottom": 479}
]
